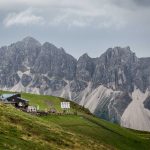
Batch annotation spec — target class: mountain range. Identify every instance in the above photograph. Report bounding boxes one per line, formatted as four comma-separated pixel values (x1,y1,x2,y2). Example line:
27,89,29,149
0,36,150,131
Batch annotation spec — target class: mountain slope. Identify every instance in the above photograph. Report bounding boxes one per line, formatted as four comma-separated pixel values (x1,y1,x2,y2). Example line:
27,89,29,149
0,92,150,150
0,103,106,150
1,37,150,131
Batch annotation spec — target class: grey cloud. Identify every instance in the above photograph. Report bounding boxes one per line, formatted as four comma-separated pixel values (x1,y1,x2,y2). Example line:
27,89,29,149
133,0,150,6
3,8,45,27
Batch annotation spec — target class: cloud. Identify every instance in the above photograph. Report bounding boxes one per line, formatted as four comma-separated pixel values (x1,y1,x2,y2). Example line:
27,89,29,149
3,8,44,27
133,0,150,6
0,0,129,29
46,2,128,29
1,0,150,29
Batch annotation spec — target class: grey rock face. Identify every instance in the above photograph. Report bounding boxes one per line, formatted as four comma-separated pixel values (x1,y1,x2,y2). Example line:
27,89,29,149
33,42,77,80
1,37,150,131
21,74,32,87
144,96,150,110
135,58,150,92
76,53,95,82
92,47,137,92
0,37,77,87
7,73,20,88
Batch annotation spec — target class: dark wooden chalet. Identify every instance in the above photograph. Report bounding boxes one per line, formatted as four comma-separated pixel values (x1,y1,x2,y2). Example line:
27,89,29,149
0,93,29,108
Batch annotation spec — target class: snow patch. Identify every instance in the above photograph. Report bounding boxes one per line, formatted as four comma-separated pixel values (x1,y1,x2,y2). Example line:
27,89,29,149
17,69,31,78
17,71,23,78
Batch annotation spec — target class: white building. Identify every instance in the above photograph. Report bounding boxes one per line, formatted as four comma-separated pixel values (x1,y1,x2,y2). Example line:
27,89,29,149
27,106,37,112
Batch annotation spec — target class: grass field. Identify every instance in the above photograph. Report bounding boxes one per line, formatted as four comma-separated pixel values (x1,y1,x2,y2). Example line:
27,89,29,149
0,91,150,150
41,115,150,150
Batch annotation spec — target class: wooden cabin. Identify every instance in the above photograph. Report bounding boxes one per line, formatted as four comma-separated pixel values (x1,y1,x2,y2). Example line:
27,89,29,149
0,93,29,108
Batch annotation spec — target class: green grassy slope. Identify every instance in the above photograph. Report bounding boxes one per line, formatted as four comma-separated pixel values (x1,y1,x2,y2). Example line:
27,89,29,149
42,115,150,150
0,91,150,150
0,91,90,114
0,103,109,150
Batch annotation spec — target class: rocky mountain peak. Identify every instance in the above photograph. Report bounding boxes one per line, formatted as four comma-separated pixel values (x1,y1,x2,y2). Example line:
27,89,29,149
99,46,137,66
105,46,132,57
76,53,95,82
42,42,61,53
22,36,41,46
59,47,66,53
114,46,131,53
80,53,90,59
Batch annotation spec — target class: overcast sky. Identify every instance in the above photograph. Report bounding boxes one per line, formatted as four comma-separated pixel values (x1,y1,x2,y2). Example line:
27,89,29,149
0,0,150,58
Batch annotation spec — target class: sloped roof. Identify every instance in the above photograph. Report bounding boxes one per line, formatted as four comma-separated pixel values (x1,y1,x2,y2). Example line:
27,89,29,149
17,97,29,102
0,93,19,100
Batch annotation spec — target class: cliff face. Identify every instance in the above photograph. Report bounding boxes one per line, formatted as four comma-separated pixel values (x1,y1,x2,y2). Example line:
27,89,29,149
1,37,150,131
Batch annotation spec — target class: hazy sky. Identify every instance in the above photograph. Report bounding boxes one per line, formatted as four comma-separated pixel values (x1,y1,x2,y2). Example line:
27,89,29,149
0,0,150,58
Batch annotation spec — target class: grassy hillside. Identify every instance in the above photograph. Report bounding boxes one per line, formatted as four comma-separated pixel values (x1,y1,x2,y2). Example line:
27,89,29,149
0,103,108,150
0,91,90,114
0,91,150,150
42,115,150,150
